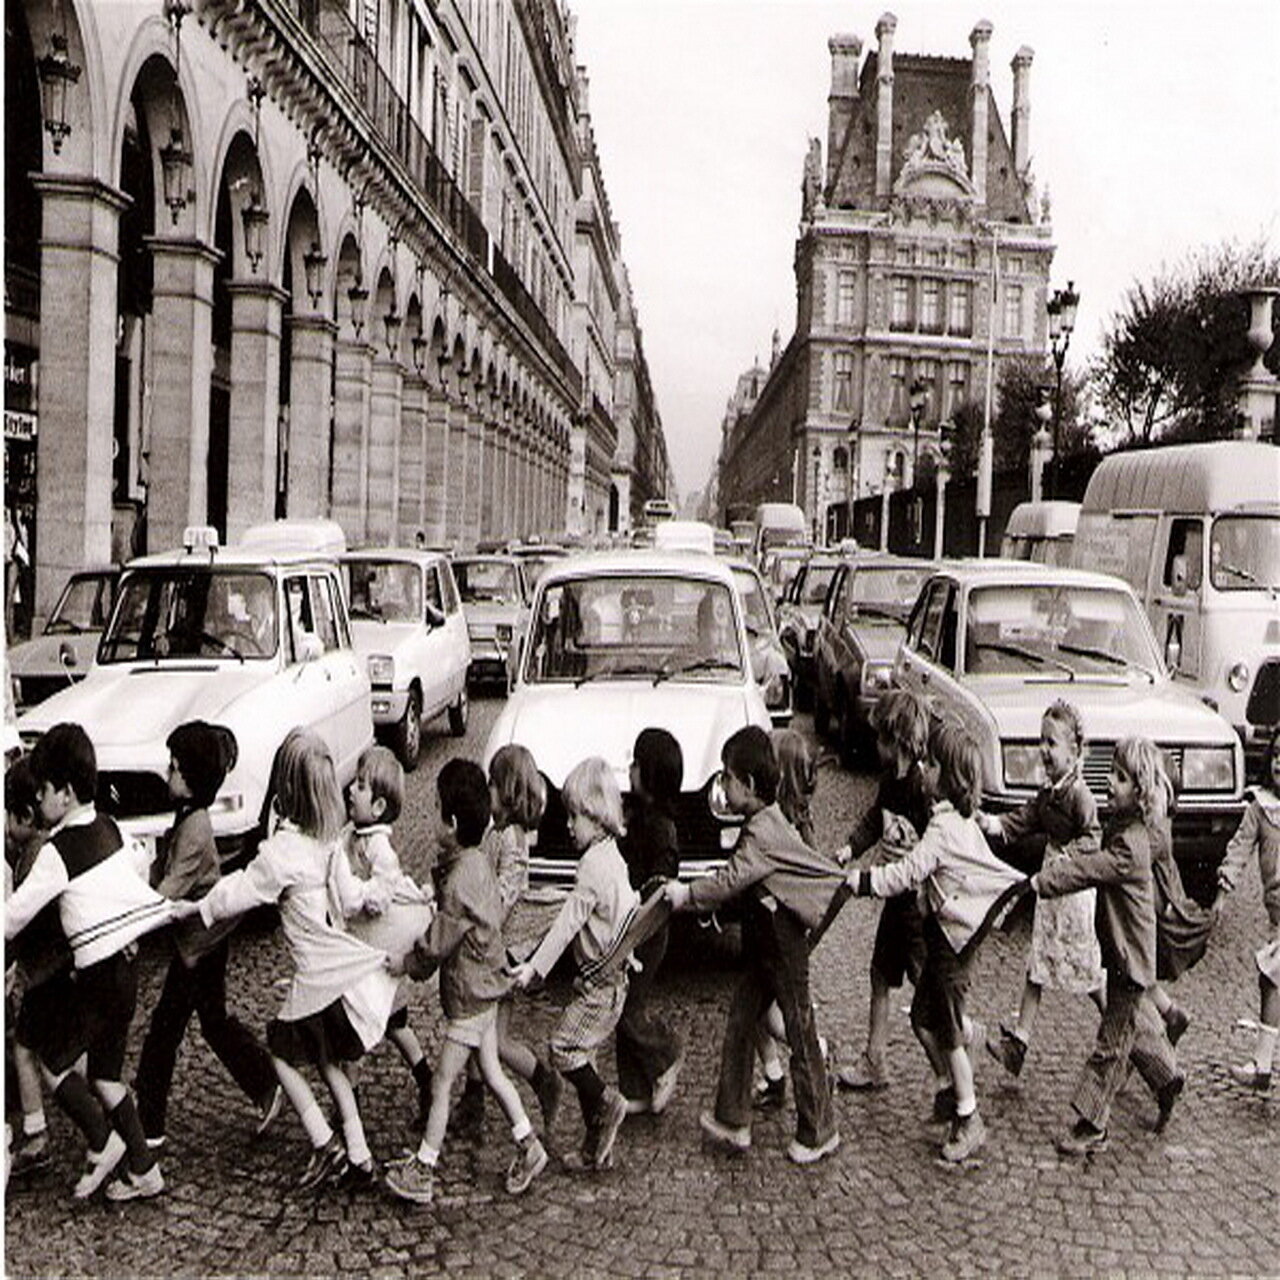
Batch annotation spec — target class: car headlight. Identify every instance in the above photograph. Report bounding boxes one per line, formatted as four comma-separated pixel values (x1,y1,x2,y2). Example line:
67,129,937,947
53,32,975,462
367,654,395,685
764,672,789,708
496,624,513,643
1227,662,1249,693
1002,742,1045,789
860,661,894,694
707,771,736,821
1180,745,1235,792
208,791,245,817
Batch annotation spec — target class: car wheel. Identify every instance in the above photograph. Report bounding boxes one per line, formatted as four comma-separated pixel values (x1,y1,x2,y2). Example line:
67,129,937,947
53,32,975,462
447,686,469,737
394,688,422,771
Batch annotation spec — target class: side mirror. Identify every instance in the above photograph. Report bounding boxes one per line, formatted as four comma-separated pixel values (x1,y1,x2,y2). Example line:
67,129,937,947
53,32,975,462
58,640,78,669
1170,554,1189,596
1164,625,1182,674
298,633,324,663
425,602,445,629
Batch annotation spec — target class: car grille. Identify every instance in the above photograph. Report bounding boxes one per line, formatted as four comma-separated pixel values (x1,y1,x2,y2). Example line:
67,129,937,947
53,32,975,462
1081,742,1185,800
97,771,172,821
1245,659,1280,728
15,674,79,708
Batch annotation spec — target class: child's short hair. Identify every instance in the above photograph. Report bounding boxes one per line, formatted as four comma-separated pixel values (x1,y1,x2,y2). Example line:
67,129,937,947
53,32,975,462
28,722,96,803
437,757,491,847
632,728,683,809
772,727,816,812
562,757,626,838
5,756,39,821
1043,699,1085,754
358,744,405,825
721,725,778,806
167,720,238,810
874,688,930,761
271,727,345,843
928,717,982,817
1112,736,1169,827
489,743,546,831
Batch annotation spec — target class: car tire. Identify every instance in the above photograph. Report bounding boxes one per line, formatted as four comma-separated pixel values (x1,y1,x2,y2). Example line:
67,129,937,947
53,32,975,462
394,688,422,771
447,686,469,737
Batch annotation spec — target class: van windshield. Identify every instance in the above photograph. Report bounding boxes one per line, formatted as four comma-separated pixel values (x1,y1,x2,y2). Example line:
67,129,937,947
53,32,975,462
1210,516,1280,592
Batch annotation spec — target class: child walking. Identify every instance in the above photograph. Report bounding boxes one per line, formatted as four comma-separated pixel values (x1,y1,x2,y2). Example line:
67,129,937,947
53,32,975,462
667,726,842,1165
1032,736,1185,1154
979,700,1104,1077
511,757,638,1171
384,759,547,1205
846,717,1024,1162
341,745,436,1131
4,723,173,1201
133,721,281,1146
837,689,934,1093
1214,724,1280,1092
616,728,685,1116
174,728,398,1189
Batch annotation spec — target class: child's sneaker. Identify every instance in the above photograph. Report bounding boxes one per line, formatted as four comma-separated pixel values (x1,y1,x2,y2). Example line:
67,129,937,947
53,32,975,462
836,1051,888,1092
1055,1118,1108,1157
928,1085,957,1125
255,1084,284,1138
752,1075,786,1111
986,1025,1028,1077
505,1135,548,1195
1162,1004,1190,1046
787,1128,840,1165
8,1132,51,1179
73,1130,127,1199
593,1088,627,1169
383,1152,434,1205
940,1111,986,1162
534,1067,564,1131
297,1134,347,1191
698,1109,751,1153
1229,1061,1273,1092
1154,1074,1184,1133
105,1162,165,1202
650,1056,682,1116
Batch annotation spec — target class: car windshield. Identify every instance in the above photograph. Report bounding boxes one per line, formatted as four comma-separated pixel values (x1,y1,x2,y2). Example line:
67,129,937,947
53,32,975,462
454,559,520,605
852,565,930,617
98,569,278,662
524,575,744,684
964,583,1158,678
46,573,113,634
1210,516,1280,592
347,560,422,622
799,564,837,605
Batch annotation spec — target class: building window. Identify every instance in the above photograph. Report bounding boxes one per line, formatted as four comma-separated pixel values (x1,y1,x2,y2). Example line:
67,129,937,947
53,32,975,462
952,245,973,269
919,279,943,333
916,359,939,420
833,352,854,412
924,247,944,267
836,270,856,325
895,244,914,266
1006,255,1023,276
1003,283,1024,338
888,356,909,421
891,276,912,330
948,283,971,335
947,361,969,416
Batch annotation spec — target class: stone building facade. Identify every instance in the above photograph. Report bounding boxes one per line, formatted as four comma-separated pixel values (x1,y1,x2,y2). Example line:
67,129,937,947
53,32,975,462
4,0,668,628
717,13,1054,539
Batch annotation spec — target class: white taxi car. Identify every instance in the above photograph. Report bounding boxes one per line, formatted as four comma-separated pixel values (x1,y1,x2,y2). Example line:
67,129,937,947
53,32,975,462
341,548,471,769
483,550,772,886
17,526,373,863
452,553,531,691
894,560,1246,892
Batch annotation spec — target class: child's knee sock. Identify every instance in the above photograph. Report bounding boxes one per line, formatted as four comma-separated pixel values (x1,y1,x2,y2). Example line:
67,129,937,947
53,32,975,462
107,1094,155,1173
1256,1023,1278,1073
342,1115,372,1167
22,1110,48,1142
296,1099,334,1148
563,1064,606,1121
412,1058,433,1106
52,1075,111,1152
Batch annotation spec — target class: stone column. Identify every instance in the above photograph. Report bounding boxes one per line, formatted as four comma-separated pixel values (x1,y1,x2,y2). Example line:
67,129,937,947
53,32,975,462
286,314,336,518
331,337,373,542
225,280,286,542
398,372,427,543
367,355,403,545
30,176,127,622
464,396,484,547
513,424,528,538
481,417,499,541
827,35,863,192
445,391,468,545
1010,46,1034,180
970,21,993,206
423,380,449,544
145,235,220,552
874,13,896,200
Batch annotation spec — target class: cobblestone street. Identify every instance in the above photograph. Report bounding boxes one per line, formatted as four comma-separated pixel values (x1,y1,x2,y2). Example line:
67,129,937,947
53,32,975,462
5,697,1277,1276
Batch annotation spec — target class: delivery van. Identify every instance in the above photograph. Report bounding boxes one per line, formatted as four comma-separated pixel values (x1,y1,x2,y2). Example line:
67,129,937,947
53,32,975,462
752,502,809,560
1072,441,1280,778
1000,500,1080,566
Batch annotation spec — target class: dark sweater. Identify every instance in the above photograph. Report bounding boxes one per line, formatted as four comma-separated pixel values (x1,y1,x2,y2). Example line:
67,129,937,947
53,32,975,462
619,798,679,889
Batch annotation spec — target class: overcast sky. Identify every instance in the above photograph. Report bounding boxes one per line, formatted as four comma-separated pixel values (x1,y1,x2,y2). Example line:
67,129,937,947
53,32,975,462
568,0,1280,502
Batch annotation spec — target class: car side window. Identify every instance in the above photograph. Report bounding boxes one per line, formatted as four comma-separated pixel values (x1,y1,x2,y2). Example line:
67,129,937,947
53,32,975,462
937,587,958,672
284,575,313,664
828,568,847,623
424,566,443,615
309,575,341,652
916,583,949,662
1163,518,1203,592
440,564,460,613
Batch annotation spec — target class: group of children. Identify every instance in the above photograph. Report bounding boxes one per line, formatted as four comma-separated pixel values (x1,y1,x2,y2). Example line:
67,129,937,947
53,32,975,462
5,698,1278,1202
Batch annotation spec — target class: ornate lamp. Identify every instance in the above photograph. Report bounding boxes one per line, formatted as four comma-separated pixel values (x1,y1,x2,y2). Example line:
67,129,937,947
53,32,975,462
348,279,369,339
37,32,80,154
411,332,428,374
383,306,402,359
159,127,193,224
241,190,269,274
302,242,326,307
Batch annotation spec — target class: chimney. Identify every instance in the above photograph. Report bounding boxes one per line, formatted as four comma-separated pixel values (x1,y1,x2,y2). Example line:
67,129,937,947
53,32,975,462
576,66,590,116
1010,45,1033,178
874,13,896,199
827,33,863,190
969,20,992,205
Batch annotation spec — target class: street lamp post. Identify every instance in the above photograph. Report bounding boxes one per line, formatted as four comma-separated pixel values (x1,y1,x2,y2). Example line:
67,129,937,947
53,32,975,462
1045,280,1079,498
908,377,928,485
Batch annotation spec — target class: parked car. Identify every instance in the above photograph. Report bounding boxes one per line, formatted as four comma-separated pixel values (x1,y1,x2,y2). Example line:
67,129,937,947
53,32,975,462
451,553,531,690
341,548,471,769
508,541,570,590
727,558,793,726
760,545,810,607
774,552,840,710
894,559,1246,892
654,520,717,556
812,554,933,762
483,550,772,887
1000,500,1080,566
7,566,120,709
16,525,373,864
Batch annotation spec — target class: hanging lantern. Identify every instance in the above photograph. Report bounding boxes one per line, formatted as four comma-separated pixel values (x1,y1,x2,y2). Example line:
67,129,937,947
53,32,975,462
348,279,369,338
411,332,428,374
159,127,193,224
303,242,327,307
241,190,269,274
383,306,402,359
37,32,81,154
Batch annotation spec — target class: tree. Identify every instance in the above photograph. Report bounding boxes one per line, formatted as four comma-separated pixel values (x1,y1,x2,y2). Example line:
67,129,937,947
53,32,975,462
1092,238,1280,446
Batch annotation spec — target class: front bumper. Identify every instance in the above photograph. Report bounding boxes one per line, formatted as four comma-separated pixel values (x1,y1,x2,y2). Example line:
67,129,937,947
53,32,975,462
369,687,411,725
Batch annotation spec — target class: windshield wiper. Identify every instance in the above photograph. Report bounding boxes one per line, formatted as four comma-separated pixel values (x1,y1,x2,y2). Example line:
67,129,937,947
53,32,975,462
1218,560,1268,590
654,657,741,684
196,631,246,663
1059,642,1155,682
350,604,384,621
572,663,659,688
971,640,1076,679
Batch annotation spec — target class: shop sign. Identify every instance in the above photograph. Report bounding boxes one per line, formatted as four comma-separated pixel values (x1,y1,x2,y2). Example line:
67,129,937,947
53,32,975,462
5,410,37,441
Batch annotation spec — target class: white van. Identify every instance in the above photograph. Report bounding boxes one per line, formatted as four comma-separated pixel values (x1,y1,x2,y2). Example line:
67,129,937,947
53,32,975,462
752,502,809,560
1072,441,1280,777
1000,500,1080,566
